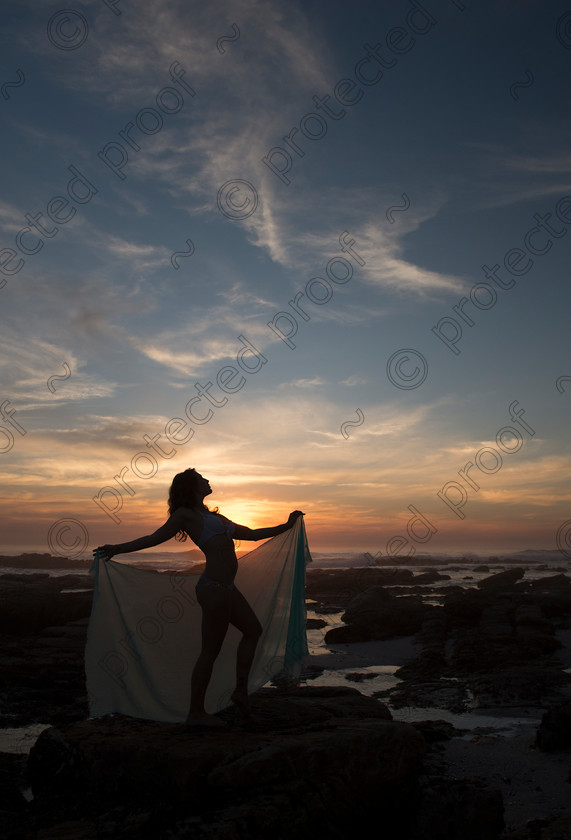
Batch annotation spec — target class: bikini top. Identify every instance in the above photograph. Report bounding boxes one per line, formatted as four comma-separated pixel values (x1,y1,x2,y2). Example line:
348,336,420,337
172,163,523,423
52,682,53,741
195,511,236,549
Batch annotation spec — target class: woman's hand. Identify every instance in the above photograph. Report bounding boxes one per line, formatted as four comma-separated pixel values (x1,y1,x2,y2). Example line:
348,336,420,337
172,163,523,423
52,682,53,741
287,510,304,527
93,544,116,561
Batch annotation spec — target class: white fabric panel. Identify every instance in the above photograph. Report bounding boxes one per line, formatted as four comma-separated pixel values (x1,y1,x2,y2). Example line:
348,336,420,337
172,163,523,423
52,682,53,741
85,517,311,722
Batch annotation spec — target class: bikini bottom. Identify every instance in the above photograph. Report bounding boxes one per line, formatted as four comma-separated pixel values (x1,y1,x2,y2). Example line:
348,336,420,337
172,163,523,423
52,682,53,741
196,574,235,592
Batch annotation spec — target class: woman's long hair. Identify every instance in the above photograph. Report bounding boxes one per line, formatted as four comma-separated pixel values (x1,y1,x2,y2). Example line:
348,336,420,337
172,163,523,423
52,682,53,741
168,468,218,542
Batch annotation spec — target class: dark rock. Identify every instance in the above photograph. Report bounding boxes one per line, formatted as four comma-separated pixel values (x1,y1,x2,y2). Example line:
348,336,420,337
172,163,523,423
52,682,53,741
0,753,27,812
411,777,504,840
528,587,571,620
514,604,553,632
444,588,487,629
528,574,570,589
334,586,429,641
342,583,390,611
344,671,378,682
255,685,393,722
299,662,324,680
448,591,560,676
535,699,571,750
470,666,570,709
25,687,424,839
306,567,419,613
0,623,89,726
478,568,525,590
480,602,515,636
411,719,464,743
378,677,471,714
318,557,571,721
539,816,571,839
396,649,448,682
0,578,92,635
393,612,449,688
324,624,373,643
505,815,571,840
413,571,451,584
305,617,327,629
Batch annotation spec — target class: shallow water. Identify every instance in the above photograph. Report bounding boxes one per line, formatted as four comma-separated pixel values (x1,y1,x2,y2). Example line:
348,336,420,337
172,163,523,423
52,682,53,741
0,724,51,754
303,607,547,737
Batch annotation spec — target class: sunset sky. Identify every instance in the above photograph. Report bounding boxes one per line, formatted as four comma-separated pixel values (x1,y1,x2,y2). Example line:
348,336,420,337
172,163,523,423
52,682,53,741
1,0,570,558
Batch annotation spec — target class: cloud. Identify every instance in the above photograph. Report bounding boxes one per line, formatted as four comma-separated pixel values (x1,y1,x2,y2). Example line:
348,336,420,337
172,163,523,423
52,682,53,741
460,141,571,209
4,1,465,310
232,183,465,296
279,377,326,389
126,305,272,377
27,0,464,300
129,338,240,376
0,198,29,235
0,334,116,408
340,375,367,386
32,0,333,115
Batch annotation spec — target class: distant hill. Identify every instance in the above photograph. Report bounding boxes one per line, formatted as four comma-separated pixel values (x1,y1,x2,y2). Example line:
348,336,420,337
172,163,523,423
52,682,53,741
0,553,92,569
0,550,202,570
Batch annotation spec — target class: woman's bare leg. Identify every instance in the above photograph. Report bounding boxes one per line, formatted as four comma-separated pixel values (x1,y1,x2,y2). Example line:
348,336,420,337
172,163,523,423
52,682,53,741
187,586,231,725
229,587,263,714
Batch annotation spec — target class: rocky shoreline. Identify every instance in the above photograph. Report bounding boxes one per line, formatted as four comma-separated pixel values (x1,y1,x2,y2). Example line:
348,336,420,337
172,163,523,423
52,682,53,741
0,564,570,838
306,566,571,711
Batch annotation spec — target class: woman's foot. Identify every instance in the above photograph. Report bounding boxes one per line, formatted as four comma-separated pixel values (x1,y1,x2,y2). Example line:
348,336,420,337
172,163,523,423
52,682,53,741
185,713,227,728
231,690,251,717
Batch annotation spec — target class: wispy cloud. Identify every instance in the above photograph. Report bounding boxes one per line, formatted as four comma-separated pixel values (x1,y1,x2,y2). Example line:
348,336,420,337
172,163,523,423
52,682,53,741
461,140,571,209
0,334,116,408
236,184,464,295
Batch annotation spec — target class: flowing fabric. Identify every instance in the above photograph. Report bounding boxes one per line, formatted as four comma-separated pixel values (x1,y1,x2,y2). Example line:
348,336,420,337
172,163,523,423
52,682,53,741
85,517,311,722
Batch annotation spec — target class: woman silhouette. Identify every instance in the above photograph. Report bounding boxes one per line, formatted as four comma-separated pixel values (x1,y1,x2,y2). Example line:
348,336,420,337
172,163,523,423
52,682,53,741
94,467,303,726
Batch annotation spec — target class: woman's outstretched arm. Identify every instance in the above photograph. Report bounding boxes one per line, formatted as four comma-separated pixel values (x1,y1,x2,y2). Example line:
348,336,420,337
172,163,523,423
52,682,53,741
233,510,304,542
94,508,187,560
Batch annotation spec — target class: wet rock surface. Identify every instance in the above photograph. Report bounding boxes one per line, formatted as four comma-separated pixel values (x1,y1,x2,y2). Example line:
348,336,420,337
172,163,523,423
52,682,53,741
324,586,432,643
478,568,526,590
410,776,505,840
2,565,571,838
0,573,92,636
362,570,571,714
0,574,93,727
504,815,571,839
3,686,518,840
3,687,426,839
305,566,448,613
535,699,571,751
307,565,571,839
3,567,569,724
